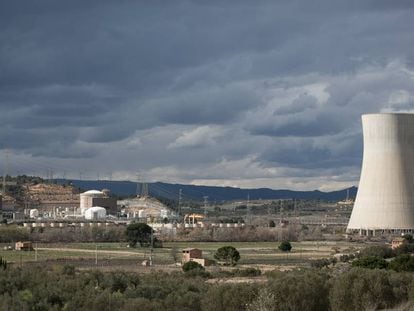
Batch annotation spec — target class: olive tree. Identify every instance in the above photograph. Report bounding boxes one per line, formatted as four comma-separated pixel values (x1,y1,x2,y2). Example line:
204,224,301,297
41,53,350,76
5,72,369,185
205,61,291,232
214,246,240,266
125,223,152,247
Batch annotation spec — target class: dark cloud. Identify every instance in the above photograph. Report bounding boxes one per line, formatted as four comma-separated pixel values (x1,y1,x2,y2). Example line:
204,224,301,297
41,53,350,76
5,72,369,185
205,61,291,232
1,1,414,189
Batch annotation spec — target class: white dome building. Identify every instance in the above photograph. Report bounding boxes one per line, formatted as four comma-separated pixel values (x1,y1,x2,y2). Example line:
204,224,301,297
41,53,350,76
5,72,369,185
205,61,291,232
80,190,105,215
84,206,106,220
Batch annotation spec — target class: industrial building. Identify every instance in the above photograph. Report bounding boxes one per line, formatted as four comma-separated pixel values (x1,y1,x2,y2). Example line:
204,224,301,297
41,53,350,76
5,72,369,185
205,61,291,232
84,206,107,220
80,189,117,216
348,113,414,235
118,195,173,220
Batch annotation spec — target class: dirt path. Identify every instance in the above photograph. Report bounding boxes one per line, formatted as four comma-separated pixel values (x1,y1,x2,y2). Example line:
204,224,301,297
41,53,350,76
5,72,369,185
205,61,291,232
37,247,141,256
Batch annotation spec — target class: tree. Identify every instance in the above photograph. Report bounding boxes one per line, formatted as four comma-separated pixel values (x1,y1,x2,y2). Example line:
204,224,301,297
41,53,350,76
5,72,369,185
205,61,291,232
359,245,393,259
125,223,152,247
0,257,7,270
214,246,240,266
403,234,413,242
170,245,180,264
351,256,388,269
388,254,414,272
278,241,292,252
182,261,204,272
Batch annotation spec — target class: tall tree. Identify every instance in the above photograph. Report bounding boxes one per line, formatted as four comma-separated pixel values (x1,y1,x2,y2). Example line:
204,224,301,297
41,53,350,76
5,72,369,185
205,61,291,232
214,246,240,266
125,223,152,247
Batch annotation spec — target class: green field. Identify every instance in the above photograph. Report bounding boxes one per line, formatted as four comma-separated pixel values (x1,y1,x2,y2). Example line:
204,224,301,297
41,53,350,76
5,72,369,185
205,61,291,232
0,240,366,270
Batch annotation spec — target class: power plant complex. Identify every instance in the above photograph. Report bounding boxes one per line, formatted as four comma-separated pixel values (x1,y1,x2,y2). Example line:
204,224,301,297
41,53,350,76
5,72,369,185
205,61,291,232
348,113,414,235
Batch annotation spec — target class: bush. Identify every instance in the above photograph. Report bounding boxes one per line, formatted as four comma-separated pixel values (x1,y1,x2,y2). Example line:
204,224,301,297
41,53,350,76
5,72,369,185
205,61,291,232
352,256,388,269
255,270,330,311
389,254,414,272
311,258,334,269
0,257,7,270
394,243,414,256
214,246,240,266
278,241,292,252
182,261,204,272
233,268,261,277
359,245,393,259
330,268,397,310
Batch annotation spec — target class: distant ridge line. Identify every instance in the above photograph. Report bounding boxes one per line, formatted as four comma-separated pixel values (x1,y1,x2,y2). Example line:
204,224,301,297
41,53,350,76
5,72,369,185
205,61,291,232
54,179,357,202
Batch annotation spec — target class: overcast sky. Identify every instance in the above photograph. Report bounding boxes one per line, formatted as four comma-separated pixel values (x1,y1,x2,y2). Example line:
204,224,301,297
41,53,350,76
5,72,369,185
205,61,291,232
1,1,414,191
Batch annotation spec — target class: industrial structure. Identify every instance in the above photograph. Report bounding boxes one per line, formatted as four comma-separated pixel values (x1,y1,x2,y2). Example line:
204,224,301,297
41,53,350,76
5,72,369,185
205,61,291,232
80,189,117,216
348,113,414,235
118,195,173,220
84,206,107,220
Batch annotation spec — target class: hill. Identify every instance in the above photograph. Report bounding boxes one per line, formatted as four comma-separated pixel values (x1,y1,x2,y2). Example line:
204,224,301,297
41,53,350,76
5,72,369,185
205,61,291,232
54,179,357,202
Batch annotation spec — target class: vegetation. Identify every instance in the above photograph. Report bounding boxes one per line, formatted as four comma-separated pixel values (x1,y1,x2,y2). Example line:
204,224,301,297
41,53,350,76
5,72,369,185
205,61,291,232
352,256,389,269
359,245,394,259
389,254,414,272
125,223,153,247
311,258,336,269
182,261,204,272
0,257,7,270
214,246,240,266
0,254,414,310
278,241,292,252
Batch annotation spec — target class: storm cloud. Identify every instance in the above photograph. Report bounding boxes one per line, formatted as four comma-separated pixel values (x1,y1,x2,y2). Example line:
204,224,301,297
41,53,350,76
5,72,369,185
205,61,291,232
1,0,414,190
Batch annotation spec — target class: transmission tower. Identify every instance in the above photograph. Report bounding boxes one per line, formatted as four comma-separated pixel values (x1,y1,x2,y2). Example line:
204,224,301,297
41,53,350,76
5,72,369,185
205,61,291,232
178,189,182,216
1,150,15,195
141,183,149,197
2,150,8,195
136,171,149,197
203,196,208,216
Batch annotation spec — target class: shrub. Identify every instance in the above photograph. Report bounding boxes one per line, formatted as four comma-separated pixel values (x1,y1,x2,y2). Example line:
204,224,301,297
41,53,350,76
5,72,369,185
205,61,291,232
278,241,292,252
359,245,393,259
214,246,240,266
233,268,262,277
352,256,388,269
389,254,414,272
330,268,397,310
182,261,204,272
311,259,331,269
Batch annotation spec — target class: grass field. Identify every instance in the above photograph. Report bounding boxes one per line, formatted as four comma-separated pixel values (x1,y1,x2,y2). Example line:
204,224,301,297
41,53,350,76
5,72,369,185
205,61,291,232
0,240,367,271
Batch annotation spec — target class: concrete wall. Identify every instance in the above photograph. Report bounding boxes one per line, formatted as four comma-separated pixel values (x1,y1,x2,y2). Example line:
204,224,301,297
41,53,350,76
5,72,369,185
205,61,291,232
348,113,414,231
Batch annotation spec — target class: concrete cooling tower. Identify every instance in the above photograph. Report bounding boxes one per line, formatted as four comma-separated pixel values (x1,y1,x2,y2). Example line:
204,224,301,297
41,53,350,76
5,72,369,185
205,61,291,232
347,113,414,235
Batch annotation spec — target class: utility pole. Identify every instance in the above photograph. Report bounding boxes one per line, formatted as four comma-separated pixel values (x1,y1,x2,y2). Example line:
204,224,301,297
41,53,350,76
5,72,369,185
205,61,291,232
149,228,154,266
136,173,140,197
95,244,98,266
178,189,182,216
247,193,251,225
2,150,7,195
203,196,208,217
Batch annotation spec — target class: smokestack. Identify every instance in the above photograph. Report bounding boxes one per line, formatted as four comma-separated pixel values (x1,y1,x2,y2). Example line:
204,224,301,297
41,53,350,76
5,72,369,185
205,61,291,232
348,113,414,235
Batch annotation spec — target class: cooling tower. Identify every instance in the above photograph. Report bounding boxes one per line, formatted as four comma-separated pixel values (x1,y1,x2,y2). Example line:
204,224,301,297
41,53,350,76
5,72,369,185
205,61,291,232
347,113,414,235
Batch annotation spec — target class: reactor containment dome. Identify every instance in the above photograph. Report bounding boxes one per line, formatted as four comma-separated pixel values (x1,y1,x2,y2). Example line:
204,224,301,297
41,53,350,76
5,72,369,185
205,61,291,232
347,113,414,235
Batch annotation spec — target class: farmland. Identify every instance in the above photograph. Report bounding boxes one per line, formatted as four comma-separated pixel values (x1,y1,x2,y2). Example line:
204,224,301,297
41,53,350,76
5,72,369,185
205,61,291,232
0,240,367,271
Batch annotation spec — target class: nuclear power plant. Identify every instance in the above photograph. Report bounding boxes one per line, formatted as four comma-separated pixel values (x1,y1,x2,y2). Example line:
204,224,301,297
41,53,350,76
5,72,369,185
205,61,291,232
348,113,414,236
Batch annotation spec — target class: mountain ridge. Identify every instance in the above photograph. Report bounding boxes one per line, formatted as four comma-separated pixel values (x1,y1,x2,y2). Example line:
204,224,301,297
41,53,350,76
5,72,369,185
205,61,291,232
54,179,357,202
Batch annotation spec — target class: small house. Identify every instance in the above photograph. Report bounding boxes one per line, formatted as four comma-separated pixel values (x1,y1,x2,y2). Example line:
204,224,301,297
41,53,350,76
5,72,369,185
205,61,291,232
182,248,202,262
182,248,212,267
15,241,33,251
